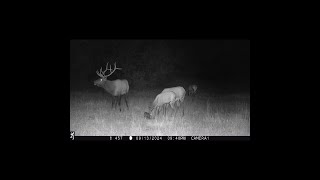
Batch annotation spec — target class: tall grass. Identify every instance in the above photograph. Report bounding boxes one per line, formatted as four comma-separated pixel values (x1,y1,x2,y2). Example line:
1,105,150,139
70,89,250,136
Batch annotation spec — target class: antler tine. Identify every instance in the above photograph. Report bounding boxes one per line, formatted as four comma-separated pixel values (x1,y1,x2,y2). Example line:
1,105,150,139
99,67,105,77
105,62,110,71
96,67,104,78
96,65,110,78
104,61,122,78
114,62,122,70
100,63,107,75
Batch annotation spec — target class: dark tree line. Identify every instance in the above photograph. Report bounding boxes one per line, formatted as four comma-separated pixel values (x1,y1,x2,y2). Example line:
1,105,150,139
70,40,250,92
71,40,184,90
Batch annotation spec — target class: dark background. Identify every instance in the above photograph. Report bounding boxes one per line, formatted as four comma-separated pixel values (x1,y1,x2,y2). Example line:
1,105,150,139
70,39,250,94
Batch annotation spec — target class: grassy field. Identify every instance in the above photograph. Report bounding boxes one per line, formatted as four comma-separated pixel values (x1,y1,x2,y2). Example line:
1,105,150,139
70,89,250,136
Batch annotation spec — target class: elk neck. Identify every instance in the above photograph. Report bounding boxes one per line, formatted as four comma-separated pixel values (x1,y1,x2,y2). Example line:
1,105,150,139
102,79,117,96
152,95,160,108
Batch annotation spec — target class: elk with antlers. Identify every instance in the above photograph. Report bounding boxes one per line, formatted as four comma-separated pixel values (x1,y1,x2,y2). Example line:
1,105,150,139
94,61,129,111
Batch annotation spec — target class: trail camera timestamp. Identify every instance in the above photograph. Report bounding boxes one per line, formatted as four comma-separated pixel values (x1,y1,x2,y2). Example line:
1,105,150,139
167,136,187,140
135,136,163,140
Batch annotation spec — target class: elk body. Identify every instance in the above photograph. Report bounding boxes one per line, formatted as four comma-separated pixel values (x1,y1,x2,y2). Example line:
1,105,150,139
145,91,176,119
161,86,186,116
94,62,129,112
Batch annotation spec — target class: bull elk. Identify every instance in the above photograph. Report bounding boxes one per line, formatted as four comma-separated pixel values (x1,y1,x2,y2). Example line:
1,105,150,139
145,91,177,119
94,62,129,112
161,86,186,116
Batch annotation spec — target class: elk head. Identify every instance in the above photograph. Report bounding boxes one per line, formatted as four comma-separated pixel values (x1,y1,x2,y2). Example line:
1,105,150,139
94,62,122,87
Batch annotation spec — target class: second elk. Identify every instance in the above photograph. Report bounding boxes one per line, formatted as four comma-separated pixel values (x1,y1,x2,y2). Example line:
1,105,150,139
188,84,197,102
188,85,197,97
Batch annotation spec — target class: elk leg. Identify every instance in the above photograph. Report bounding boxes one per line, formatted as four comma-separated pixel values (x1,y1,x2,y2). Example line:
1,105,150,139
111,96,114,109
165,104,169,117
179,100,184,117
124,94,129,110
157,106,160,117
156,107,159,117
175,101,180,116
114,96,118,110
161,105,164,117
174,106,177,118
165,104,168,117
170,102,176,118
118,95,122,112
182,102,184,117
114,96,117,111
161,106,164,116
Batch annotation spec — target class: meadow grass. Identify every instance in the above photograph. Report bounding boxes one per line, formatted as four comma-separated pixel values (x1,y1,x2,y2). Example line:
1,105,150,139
70,89,250,136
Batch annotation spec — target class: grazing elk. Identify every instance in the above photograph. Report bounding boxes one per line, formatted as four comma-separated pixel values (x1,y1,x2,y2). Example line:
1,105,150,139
161,86,186,116
94,62,129,112
144,91,177,119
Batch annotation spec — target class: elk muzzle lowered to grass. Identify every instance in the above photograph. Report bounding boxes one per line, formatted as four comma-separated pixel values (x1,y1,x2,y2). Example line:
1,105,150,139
144,112,153,119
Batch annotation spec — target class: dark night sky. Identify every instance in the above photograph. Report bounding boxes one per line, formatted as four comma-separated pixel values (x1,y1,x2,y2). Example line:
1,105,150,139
173,40,249,77
70,40,250,93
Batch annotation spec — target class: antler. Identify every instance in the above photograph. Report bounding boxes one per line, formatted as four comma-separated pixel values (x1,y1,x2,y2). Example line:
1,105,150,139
96,62,109,78
96,62,122,78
